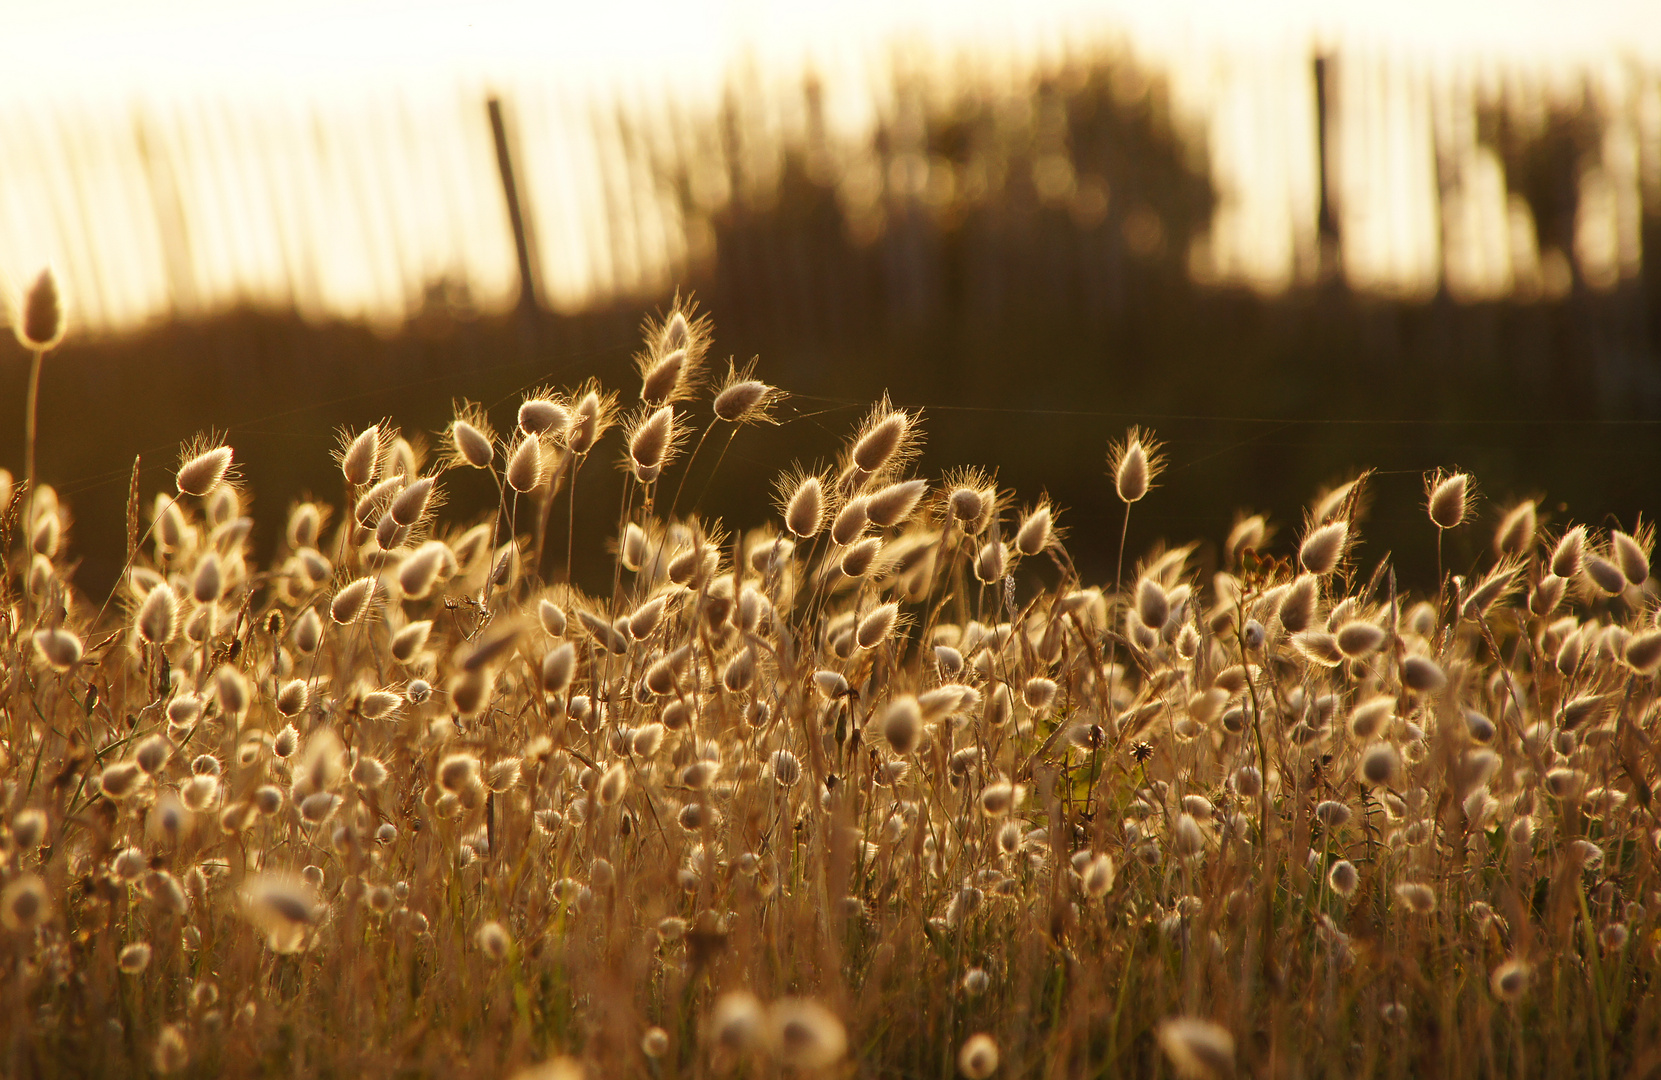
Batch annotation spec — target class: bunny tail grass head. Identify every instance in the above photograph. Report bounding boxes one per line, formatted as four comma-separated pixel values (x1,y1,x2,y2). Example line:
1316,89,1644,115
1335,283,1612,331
1426,469,1474,530
1110,426,1164,504
636,297,711,406
446,402,497,470
175,436,237,498
712,357,782,425
14,267,65,350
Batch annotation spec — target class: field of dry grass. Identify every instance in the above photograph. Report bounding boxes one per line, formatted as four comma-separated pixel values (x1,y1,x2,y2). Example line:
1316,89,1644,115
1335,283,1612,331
4,278,1661,1078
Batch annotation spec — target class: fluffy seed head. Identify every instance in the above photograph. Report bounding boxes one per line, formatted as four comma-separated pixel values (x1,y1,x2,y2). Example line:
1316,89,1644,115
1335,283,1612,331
714,378,773,423
475,920,511,960
153,1025,189,1075
783,474,825,539
33,628,82,671
851,405,912,477
1136,578,1169,630
766,998,847,1070
1111,427,1163,504
856,602,901,649
1394,882,1437,914
1495,500,1537,557
1335,620,1384,658
867,479,928,527
518,397,569,437
958,1034,1000,1079
176,444,235,498
331,576,376,625
1299,521,1349,575
1156,1017,1235,1080
882,696,924,755
1360,742,1400,786
1491,958,1530,1001
1402,655,1446,693
627,406,677,482
1,874,48,931
1611,528,1650,585
1277,574,1319,634
1585,554,1626,596
15,267,64,349
711,991,765,1052
1551,526,1586,579
1081,853,1115,898
1016,503,1053,555
948,486,986,526
541,642,576,694
138,583,179,645
1427,471,1471,529
118,941,153,973
1328,860,1359,897
450,418,494,469
507,436,544,493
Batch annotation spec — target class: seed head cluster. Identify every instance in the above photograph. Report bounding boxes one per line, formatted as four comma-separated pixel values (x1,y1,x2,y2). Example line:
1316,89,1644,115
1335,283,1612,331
2,302,1660,1078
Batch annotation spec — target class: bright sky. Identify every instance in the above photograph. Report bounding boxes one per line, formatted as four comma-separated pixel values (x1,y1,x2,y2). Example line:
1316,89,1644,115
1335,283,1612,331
7,0,1659,96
